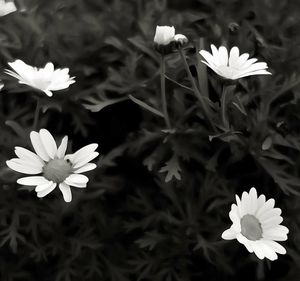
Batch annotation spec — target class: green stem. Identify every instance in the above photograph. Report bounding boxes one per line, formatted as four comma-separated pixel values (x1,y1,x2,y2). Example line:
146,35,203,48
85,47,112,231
179,49,215,131
221,85,229,129
32,98,41,130
160,55,171,129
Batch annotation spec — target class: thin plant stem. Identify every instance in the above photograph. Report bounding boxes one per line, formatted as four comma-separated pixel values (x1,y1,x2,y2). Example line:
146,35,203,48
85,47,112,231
160,55,171,129
221,85,229,129
32,98,41,130
179,48,215,131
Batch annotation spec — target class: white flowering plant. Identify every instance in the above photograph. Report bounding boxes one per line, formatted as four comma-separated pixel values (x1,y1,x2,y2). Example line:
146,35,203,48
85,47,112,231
0,0,300,280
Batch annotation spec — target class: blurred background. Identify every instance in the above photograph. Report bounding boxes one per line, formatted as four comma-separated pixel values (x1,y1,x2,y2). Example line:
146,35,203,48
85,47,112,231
0,0,300,280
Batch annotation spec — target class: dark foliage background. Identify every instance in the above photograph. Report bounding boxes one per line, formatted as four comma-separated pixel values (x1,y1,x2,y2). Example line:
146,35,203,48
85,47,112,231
0,0,300,280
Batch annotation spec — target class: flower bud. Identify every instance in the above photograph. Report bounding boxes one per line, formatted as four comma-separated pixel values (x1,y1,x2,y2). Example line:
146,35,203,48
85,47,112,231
154,25,175,55
173,34,188,48
0,0,17,17
154,26,175,45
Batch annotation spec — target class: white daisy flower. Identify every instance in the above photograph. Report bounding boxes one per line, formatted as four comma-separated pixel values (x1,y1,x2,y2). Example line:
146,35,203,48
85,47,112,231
222,187,289,261
154,26,175,46
0,0,17,17
199,45,271,80
6,129,99,202
5,60,75,97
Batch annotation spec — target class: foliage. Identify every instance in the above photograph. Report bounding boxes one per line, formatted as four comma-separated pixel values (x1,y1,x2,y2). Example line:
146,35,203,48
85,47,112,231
0,0,300,280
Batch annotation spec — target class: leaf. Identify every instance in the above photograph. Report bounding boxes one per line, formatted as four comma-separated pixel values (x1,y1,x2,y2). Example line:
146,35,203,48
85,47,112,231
128,94,164,118
127,36,158,62
258,158,300,195
82,96,128,112
5,120,27,140
261,136,272,150
100,144,128,167
135,231,165,250
159,155,181,182
208,130,243,142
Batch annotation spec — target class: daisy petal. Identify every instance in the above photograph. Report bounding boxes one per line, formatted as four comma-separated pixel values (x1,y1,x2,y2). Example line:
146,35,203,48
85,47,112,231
65,174,89,185
6,159,42,174
71,144,98,163
221,227,237,240
35,181,53,192
199,50,218,68
259,241,278,261
57,136,68,158
14,146,44,165
256,198,275,218
229,46,239,67
37,182,57,197
218,46,228,66
59,182,72,202
263,240,287,255
211,44,220,66
73,163,97,174
30,131,50,161
17,176,49,186
73,152,99,169
39,129,57,159
248,187,258,214
252,242,265,259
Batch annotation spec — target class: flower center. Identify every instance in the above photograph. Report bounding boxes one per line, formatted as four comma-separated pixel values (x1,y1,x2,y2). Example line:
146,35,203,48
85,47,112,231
240,214,263,241
43,159,72,183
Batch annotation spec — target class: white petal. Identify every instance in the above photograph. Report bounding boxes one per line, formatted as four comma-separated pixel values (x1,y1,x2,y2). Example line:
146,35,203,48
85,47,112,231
43,90,53,97
56,136,68,158
14,146,44,165
255,194,266,215
221,227,237,240
229,204,240,223
240,58,258,69
235,195,243,216
59,183,72,202
6,159,42,174
17,176,49,186
229,46,240,67
248,187,258,214
73,152,99,169
65,174,89,186
37,182,57,198
71,144,98,164
234,70,272,79
210,44,221,66
237,53,250,66
39,129,57,159
263,240,286,255
64,181,86,188
252,242,265,259
258,241,278,261
218,46,229,66
243,240,254,253
200,60,224,77
263,225,289,241
236,62,268,76
236,233,248,246
30,131,50,161
258,208,281,221
7,60,35,84
256,198,275,218
261,216,283,230
73,163,97,174
199,50,219,68
241,191,251,215
35,181,53,192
